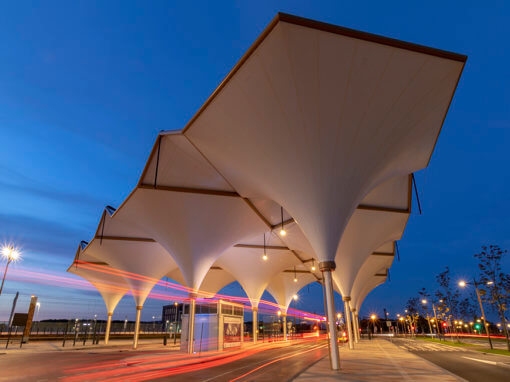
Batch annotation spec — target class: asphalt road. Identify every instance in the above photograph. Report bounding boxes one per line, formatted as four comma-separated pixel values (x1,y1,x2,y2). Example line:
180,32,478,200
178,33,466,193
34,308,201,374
157,341,328,382
0,340,328,382
393,338,510,382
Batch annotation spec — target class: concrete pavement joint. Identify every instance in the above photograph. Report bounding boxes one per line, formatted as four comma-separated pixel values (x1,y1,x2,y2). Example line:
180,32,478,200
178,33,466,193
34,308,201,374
377,340,412,381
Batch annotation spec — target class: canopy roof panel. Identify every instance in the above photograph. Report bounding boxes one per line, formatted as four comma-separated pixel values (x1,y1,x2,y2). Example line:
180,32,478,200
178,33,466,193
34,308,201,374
266,271,318,312
184,15,464,263
140,133,235,192
359,175,411,212
216,244,302,308
350,242,395,305
333,209,408,297
68,242,130,313
115,188,267,290
68,261,129,313
167,266,236,296
83,237,176,306
355,275,388,313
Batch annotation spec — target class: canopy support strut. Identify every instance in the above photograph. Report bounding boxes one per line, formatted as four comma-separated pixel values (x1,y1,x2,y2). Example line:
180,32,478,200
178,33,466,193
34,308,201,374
320,261,340,370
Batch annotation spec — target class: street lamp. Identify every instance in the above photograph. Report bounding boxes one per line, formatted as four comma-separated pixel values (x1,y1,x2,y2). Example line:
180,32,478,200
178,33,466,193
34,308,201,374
279,207,286,236
459,279,493,349
0,245,21,295
36,302,41,321
262,233,268,261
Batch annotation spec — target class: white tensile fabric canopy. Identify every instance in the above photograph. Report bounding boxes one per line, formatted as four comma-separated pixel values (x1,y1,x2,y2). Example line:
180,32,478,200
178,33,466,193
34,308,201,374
183,14,465,266
266,271,318,314
78,208,178,307
351,241,396,313
67,13,465,366
68,242,130,315
166,267,237,297
116,133,269,291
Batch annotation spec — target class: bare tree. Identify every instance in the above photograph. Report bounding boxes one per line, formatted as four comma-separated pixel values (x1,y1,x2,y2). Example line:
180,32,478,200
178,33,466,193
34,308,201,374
435,267,461,340
459,297,476,323
474,245,510,351
406,297,420,336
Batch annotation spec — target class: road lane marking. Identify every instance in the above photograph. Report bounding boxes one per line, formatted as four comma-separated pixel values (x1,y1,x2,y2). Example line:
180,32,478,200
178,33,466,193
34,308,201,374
201,342,327,382
228,344,328,382
462,356,497,365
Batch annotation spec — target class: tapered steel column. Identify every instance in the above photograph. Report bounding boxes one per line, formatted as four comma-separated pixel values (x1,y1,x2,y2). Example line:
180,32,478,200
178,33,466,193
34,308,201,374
283,313,287,341
320,261,340,370
252,307,258,343
241,320,245,347
343,297,354,349
105,312,113,345
133,306,142,349
351,308,359,343
355,312,361,342
187,296,196,354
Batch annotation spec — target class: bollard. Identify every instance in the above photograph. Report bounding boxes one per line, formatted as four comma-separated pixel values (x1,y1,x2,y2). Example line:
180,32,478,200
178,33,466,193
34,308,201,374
92,321,97,345
73,320,79,346
62,321,69,347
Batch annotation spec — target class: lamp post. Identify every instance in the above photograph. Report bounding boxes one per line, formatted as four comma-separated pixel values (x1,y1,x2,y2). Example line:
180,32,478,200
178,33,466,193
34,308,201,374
459,280,493,349
0,245,21,295
173,302,178,344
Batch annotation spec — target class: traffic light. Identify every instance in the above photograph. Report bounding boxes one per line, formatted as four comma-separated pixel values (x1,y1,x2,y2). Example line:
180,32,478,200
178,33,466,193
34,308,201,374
442,322,447,328
474,324,481,330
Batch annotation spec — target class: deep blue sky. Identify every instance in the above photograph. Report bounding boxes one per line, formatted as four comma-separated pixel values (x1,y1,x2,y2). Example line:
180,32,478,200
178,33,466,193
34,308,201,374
0,1,509,322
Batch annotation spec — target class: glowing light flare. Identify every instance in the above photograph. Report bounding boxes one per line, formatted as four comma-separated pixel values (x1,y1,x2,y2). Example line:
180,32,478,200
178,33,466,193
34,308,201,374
1,245,21,262
458,280,466,287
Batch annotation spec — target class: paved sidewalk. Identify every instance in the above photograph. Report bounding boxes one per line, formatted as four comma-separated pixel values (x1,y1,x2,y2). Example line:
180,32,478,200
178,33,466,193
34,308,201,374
0,337,178,353
295,339,465,381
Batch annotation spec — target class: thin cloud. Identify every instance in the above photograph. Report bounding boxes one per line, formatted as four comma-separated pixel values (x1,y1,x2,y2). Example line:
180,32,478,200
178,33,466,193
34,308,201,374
0,213,86,258
0,164,105,210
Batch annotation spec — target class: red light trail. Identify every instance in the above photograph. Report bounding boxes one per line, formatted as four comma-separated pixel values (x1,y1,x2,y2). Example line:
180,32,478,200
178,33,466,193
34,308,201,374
62,337,328,382
6,261,325,321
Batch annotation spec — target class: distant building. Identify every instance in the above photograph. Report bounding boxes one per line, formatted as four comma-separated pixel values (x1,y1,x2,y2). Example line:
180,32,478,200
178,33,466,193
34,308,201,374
162,303,183,331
